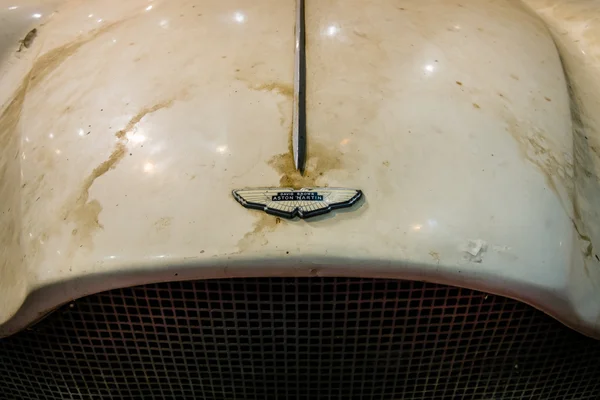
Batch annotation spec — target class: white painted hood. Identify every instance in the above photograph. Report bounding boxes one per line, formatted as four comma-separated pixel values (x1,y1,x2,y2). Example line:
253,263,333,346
0,0,599,338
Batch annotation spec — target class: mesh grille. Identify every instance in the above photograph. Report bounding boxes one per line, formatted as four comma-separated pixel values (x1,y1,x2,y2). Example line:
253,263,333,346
0,277,599,400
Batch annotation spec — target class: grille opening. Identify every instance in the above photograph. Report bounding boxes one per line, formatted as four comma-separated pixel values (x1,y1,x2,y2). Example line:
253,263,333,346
0,277,599,400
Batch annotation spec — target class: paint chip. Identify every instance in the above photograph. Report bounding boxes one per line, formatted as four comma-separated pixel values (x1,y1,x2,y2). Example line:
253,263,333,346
463,239,487,263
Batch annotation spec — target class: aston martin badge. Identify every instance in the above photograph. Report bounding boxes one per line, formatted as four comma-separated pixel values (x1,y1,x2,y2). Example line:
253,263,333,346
233,188,362,219
232,3,361,219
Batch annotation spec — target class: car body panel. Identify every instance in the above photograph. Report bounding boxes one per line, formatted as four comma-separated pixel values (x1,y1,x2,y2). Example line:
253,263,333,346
0,0,599,338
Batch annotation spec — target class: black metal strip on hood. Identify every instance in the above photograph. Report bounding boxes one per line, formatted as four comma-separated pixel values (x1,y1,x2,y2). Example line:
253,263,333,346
293,0,307,173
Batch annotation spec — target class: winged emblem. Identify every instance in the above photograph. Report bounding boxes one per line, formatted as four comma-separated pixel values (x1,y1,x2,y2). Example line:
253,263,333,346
232,188,362,219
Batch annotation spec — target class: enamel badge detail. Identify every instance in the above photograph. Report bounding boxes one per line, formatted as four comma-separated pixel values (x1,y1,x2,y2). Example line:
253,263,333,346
232,188,362,219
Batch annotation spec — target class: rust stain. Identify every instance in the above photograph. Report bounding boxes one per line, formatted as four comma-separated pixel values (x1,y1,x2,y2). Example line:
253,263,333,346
455,81,463,86
544,96,552,102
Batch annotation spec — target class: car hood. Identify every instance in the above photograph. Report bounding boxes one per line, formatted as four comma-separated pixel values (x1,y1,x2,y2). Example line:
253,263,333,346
0,0,599,338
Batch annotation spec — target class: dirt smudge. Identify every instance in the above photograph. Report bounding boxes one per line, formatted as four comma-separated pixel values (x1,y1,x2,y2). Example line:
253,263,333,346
62,100,176,251
504,67,600,267
237,213,282,250
21,174,46,215
574,196,594,257
248,82,293,99
504,117,573,204
0,80,29,139
1,18,133,261
268,137,344,189
26,20,127,93
154,217,173,232
429,251,440,264
18,28,37,52
569,88,600,266
515,6,600,273
60,144,123,248
0,74,42,274
237,132,352,250
236,80,293,126
352,30,370,40
115,100,175,140
0,81,27,302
